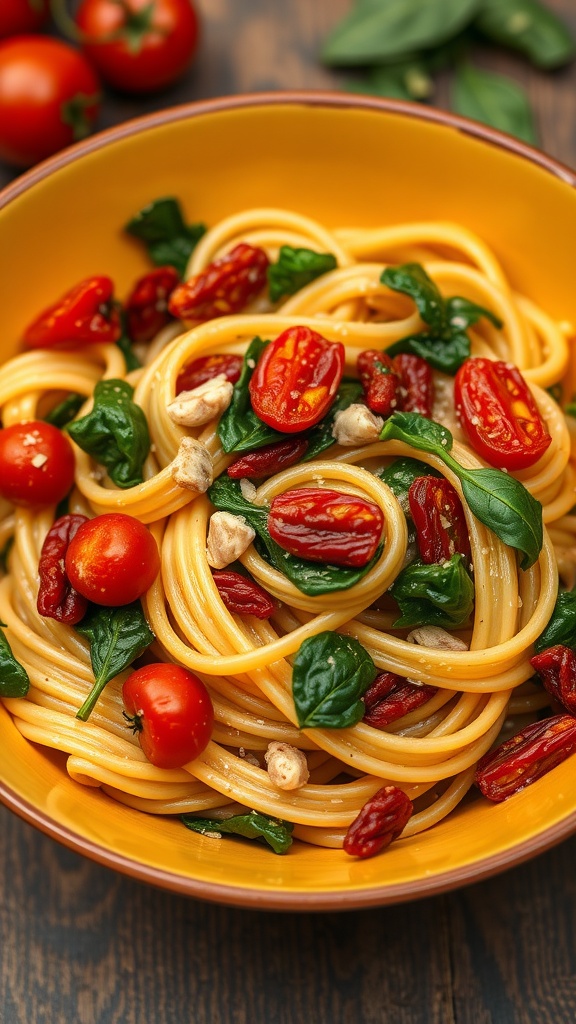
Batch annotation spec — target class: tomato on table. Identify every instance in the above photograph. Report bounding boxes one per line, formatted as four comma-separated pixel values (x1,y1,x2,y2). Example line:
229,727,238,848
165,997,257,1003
23,276,121,349
65,512,160,606
249,326,344,433
0,36,100,168
0,421,75,507
0,0,49,38
123,663,214,769
454,357,551,471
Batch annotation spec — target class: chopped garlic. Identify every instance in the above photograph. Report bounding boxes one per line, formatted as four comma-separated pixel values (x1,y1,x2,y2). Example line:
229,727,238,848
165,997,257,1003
332,404,383,446
206,511,255,568
167,373,233,427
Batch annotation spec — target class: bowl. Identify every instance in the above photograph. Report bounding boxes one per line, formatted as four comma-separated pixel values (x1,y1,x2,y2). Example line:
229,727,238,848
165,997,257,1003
2,92,576,911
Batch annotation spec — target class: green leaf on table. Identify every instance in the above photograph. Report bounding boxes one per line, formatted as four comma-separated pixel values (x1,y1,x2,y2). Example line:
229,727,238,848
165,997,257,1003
534,590,576,653
67,378,150,489
0,623,29,698
475,0,574,70
292,631,377,729
43,393,85,429
217,338,284,454
125,196,206,278
346,58,435,101
268,246,337,303
452,64,538,145
389,554,474,627
75,603,155,721
181,810,294,854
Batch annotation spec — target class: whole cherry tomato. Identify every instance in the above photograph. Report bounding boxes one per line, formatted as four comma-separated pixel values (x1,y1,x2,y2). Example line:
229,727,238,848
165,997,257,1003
454,357,551,471
65,512,160,606
123,663,214,768
23,276,121,349
0,0,49,38
0,421,75,507
249,326,344,433
0,36,100,168
75,0,199,94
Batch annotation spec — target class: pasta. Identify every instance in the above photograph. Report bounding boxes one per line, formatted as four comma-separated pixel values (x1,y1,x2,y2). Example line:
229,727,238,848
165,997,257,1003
1,205,575,854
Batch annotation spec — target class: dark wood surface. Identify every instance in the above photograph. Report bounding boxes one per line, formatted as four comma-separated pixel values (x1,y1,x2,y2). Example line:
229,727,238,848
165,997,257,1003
2,2,576,1021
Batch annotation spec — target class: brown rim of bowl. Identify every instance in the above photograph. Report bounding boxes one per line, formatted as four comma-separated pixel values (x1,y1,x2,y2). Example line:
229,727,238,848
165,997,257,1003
2,90,576,910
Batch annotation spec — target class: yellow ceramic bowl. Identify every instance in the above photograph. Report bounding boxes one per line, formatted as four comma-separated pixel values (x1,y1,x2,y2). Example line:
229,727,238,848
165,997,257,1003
2,93,576,910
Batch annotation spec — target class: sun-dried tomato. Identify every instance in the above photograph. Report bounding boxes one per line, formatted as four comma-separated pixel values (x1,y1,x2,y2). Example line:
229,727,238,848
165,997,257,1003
23,276,121,349
530,645,576,716
268,487,383,568
168,243,269,321
392,353,434,417
357,349,401,417
37,514,89,624
227,437,308,480
408,476,471,564
212,570,275,619
475,714,576,802
343,785,413,858
176,353,243,395
363,671,438,727
124,266,180,343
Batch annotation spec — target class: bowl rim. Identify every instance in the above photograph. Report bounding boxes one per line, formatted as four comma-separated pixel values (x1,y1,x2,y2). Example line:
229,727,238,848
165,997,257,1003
2,89,576,910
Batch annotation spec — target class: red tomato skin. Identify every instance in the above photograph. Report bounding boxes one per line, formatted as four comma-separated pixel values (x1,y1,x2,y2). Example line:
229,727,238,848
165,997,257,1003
65,513,160,606
76,0,199,93
0,0,49,38
454,357,552,471
249,326,345,433
0,421,75,507
123,663,214,769
0,36,100,167
23,276,121,349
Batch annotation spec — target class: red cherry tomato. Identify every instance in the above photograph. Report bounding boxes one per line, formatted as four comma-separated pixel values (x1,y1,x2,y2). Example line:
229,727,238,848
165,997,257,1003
23,276,121,349
0,0,49,38
0,36,100,168
65,512,160,606
75,0,199,94
249,326,344,433
124,266,180,344
0,421,75,507
176,353,243,395
123,663,213,768
454,357,552,471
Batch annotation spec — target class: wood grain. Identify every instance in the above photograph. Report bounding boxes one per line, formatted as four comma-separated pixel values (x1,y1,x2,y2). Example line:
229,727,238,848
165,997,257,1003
2,2,576,1022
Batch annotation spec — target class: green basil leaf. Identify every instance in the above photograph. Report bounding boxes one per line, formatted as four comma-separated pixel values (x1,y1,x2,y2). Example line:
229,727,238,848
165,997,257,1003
378,456,440,511
475,0,574,69
390,553,474,627
268,246,337,303
292,631,377,729
125,197,206,278
382,263,447,336
302,380,364,461
181,810,294,855
67,378,150,489
116,333,142,372
75,602,155,721
43,393,85,428
0,623,29,698
386,330,471,374
446,296,502,331
534,590,576,653
217,338,284,454
380,410,454,455
452,64,538,145
321,0,481,66
459,467,543,571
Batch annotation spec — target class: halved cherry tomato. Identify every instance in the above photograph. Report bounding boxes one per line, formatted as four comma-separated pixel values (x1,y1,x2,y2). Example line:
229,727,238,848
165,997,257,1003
0,1,49,38
23,276,121,349
123,663,213,769
408,476,470,564
454,357,551,471
176,353,243,395
124,266,180,343
0,421,75,507
169,243,269,322
268,487,383,568
65,512,160,606
249,326,344,433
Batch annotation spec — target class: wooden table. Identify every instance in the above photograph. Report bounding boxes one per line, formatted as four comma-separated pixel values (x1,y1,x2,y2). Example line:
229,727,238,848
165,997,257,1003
2,2,576,1021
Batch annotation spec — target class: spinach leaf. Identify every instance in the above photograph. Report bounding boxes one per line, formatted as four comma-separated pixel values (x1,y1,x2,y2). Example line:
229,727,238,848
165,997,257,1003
475,0,574,70
268,246,337,303
389,554,474,627
446,296,502,331
75,603,155,721
383,262,446,335
452,63,537,145
181,810,294,854
67,378,150,489
0,623,29,698
321,0,481,66
346,58,435,101
217,338,283,454
44,393,85,428
378,456,440,510
302,380,364,461
380,412,543,569
292,631,377,729
116,333,142,372
125,197,206,278
208,476,380,596
534,590,576,653
388,330,471,375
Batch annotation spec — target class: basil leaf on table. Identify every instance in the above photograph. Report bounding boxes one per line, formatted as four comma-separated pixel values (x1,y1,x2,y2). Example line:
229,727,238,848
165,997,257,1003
452,64,538,145
534,590,576,654
475,0,574,70
67,379,150,489
380,412,543,570
125,196,206,278
390,554,474,628
0,623,29,698
346,58,435,101
43,393,85,429
268,246,337,303
217,338,284,454
181,811,294,855
292,631,377,729
321,0,481,65
75,603,155,721
208,476,380,596
302,379,364,461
